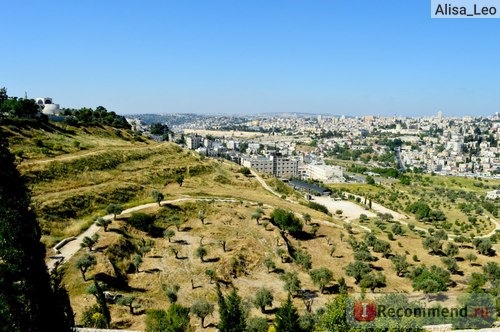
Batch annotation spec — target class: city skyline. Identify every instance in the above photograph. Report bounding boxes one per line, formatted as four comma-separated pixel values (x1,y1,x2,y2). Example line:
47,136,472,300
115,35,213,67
1,1,499,116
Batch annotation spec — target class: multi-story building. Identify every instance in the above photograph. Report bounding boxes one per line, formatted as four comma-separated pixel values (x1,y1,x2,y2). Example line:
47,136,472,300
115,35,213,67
305,164,343,182
241,153,298,178
186,135,203,149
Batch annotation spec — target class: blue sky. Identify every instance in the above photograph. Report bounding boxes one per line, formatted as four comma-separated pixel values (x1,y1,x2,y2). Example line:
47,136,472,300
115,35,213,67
1,1,499,116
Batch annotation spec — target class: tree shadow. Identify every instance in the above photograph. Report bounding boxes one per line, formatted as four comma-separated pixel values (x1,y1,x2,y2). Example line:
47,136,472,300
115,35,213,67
264,308,279,315
182,226,193,232
108,228,132,239
175,239,189,245
94,272,129,290
292,231,315,241
323,284,340,294
204,257,220,263
161,203,183,211
94,245,109,252
144,268,162,274
369,264,384,271
149,255,163,259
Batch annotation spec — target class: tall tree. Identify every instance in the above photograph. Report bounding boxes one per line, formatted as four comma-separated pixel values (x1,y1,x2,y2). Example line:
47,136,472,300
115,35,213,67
274,294,302,332
0,133,73,331
217,283,246,332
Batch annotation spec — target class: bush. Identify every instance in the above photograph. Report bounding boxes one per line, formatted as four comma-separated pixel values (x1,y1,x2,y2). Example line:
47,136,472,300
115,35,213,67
308,201,330,215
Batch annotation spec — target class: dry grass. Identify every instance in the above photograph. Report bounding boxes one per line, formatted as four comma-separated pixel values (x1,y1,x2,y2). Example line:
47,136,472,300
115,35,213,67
62,198,499,331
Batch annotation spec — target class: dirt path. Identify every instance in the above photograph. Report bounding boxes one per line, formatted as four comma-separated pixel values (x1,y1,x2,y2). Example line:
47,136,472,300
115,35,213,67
47,197,254,271
46,198,190,271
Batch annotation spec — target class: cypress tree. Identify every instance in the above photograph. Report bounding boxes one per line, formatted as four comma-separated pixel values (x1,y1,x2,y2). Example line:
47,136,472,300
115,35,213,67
217,283,246,332
0,132,73,331
275,294,302,332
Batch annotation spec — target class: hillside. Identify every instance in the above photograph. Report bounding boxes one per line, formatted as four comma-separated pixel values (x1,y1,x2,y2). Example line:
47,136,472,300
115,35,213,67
4,122,499,331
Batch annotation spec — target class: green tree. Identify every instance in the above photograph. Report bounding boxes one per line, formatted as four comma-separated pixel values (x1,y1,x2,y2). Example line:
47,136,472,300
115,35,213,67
87,280,111,328
116,295,137,314
198,210,206,225
150,122,170,135
106,203,123,220
276,248,287,263
264,257,276,273
467,272,487,293
360,271,386,292
391,223,404,235
164,229,175,243
444,242,459,257
80,234,99,251
168,216,183,231
133,253,143,273
410,265,450,294
294,248,312,270
275,294,302,332
145,304,190,332
423,236,442,255
465,252,477,265
482,262,500,281
190,299,214,328
251,209,264,225
81,304,108,328
372,239,391,258
176,173,184,187
391,254,409,277
302,213,311,225
316,294,350,332
205,268,217,283
152,190,164,206
95,217,111,231
253,287,274,313
441,257,459,274
246,317,268,332
366,175,375,185
0,132,74,331
196,246,208,262
163,284,181,304
473,238,493,255
280,271,301,296
75,254,97,281
271,208,303,236
217,283,246,332
346,260,371,284
310,224,319,237
309,267,334,293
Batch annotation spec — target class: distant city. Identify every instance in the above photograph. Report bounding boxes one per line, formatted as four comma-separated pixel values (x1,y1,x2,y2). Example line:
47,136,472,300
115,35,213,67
126,112,500,181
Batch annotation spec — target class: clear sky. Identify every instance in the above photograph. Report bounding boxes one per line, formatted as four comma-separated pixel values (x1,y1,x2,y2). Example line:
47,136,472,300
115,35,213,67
1,1,499,116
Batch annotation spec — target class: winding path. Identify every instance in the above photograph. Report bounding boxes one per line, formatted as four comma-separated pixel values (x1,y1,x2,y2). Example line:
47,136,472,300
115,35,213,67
48,170,499,271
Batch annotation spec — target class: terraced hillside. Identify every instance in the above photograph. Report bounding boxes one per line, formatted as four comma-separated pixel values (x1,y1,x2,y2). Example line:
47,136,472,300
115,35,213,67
4,122,499,331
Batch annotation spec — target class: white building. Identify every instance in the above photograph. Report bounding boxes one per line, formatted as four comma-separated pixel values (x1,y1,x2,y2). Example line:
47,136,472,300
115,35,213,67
35,97,60,115
305,164,343,182
486,190,500,200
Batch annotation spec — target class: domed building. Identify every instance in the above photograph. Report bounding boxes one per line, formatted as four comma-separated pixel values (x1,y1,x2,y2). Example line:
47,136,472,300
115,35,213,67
35,97,60,115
